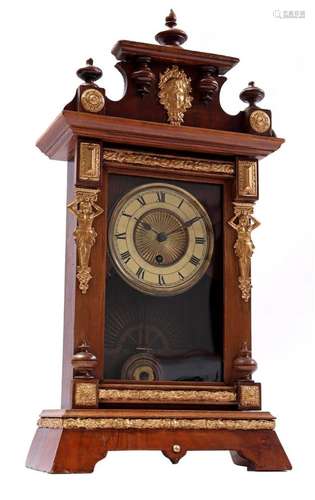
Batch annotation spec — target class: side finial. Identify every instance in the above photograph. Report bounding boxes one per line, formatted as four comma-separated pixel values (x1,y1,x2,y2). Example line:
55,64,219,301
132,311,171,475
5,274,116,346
72,340,97,378
240,81,265,107
76,58,103,84
232,342,257,381
155,10,188,47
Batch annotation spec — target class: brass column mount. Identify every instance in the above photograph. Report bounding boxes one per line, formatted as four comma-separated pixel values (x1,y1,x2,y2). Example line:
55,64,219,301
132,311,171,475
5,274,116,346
228,202,260,302
67,188,103,294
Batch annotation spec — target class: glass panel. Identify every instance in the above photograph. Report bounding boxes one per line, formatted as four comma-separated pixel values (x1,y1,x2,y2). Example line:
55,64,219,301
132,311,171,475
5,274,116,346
104,174,223,382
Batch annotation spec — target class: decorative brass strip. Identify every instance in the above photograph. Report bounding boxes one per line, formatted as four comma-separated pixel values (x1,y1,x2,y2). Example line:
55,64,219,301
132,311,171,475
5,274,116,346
239,385,261,408
158,65,193,126
67,188,103,294
74,383,97,407
79,143,101,181
38,417,275,431
104,149,234,175
228,203,260,302
99,389,236,403
238,160,257,197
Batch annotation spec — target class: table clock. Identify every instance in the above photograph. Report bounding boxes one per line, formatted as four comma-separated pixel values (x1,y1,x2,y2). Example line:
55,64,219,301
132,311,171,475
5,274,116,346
26,11,291,472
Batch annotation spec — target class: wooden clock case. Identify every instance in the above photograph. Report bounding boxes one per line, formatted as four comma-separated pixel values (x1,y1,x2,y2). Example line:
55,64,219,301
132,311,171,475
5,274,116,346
26,12,291,473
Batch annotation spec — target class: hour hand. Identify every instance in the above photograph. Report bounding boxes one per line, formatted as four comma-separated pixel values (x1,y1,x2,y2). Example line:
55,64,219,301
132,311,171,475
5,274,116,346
137,220,159,234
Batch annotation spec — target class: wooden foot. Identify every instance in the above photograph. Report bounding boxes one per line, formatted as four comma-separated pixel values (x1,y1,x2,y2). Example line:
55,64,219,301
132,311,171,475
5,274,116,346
26,428,108,473
230,431,291,471
26,409,291,473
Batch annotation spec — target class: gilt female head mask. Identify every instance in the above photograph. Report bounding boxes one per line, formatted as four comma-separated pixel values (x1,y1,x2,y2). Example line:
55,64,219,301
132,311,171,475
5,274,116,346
158,65,193,126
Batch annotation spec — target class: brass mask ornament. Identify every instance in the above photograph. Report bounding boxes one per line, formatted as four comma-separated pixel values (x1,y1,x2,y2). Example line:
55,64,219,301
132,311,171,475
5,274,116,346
158,65,193,126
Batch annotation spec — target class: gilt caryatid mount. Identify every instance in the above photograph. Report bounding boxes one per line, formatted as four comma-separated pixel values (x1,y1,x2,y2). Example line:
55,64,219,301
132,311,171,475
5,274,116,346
26,11,291,473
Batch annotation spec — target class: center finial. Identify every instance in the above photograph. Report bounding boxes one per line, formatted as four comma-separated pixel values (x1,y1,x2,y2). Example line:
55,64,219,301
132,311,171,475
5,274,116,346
155,10,188,47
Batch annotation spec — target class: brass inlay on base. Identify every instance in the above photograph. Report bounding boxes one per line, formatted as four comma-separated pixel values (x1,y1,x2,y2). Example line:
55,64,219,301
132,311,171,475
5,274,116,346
38,417,275,431
74,383,97,407
239,385,261,408
98,389,236,403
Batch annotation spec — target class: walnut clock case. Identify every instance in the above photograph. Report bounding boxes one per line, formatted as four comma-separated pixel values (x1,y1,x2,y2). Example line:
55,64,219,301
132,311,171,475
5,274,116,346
26,11,291,473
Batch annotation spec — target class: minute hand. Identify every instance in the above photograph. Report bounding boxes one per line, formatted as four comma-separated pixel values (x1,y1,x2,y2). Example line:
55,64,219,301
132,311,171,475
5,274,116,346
165,216,203,237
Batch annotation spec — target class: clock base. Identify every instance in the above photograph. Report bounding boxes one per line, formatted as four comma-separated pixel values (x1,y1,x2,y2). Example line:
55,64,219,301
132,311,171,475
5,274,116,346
26,409,291,473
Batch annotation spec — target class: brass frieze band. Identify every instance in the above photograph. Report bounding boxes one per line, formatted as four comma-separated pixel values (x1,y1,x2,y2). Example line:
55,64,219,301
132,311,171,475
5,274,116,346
99,388,236,403
104,149,234,175
228,202,260,302
67,188,103,294
238,160,258,197
79,142,101,181
38,417,275,431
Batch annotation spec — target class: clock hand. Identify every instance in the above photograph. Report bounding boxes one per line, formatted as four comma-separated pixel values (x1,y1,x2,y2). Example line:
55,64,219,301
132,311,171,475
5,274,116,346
164,216,203,237
136,219,159,234
183,216,203,228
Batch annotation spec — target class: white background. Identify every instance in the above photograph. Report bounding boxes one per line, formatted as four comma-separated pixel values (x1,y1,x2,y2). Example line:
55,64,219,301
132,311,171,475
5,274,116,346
1,0,314,497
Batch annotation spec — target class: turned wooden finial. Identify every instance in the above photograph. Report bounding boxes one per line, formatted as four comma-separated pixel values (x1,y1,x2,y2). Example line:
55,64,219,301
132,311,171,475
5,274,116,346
165,9,177,28
71,340,97,378
199,66,219,103
131,56,156,97
240,81,265,107
232,341,257,381
76,58,103,84
155,9,188,47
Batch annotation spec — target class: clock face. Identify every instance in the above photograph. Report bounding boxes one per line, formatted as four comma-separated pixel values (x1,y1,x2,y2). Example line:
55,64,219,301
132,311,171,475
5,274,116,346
108,182,214,296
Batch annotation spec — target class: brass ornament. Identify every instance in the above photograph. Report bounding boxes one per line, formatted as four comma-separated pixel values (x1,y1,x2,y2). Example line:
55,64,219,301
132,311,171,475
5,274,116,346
79,142,101,181
228,203,260,302
104,148,234,175
249,110,270,133
158,65,193,126
67,188,103,294
239,385,261,408
81,88,105,113
38,417,275,431
238,160,258,197
74,382,97,407
98,388,236,403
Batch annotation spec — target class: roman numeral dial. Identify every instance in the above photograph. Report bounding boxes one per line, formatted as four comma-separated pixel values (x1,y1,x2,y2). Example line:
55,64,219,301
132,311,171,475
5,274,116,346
108,183,214,296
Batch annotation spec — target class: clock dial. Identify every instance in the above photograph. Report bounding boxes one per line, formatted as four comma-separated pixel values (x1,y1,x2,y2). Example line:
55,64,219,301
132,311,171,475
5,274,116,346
108,183,214,296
